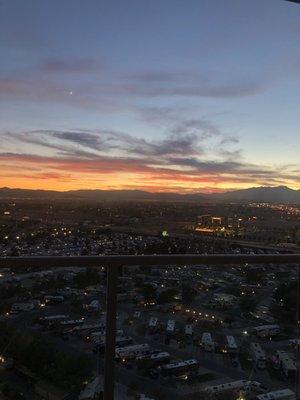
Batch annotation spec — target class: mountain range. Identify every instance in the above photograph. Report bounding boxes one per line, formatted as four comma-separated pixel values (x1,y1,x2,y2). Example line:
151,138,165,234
0,186,299,204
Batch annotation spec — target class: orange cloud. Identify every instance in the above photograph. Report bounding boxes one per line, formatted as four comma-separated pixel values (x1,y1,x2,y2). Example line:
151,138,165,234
0,151,299,193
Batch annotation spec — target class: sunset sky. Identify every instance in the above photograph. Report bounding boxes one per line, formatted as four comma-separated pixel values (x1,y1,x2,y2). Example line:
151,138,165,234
0,0,299,193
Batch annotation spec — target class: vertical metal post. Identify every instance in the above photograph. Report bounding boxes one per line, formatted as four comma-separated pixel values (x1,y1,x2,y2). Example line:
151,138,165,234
296,264,300,397
103,265,118,400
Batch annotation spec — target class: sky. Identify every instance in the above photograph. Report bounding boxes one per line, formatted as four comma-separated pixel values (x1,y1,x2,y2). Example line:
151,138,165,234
0,0,299,193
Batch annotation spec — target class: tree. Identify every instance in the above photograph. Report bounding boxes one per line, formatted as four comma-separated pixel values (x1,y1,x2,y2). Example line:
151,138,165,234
226,284,241,297
0,322,92,391
240,295,257,313
223,315,235,326
245,268,263,284
140,284,157,302
272,281,299,326
126,380,138,398
158,288,178,304
182,284,196,304
74,269,101,288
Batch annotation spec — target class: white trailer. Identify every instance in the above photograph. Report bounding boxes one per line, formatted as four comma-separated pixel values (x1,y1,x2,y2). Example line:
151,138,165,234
253,324,280,338
250,342,266,369
256,389,296,400
116,344,150,360
166,319,175,334
226,336,238,353
201,332,214,352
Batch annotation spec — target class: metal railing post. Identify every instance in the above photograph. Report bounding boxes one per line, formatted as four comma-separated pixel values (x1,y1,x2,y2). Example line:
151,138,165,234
103,264,118,400
296,263,300,397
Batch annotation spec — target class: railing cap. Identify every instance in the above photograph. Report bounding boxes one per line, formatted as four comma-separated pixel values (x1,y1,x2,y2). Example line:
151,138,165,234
0,254,299,268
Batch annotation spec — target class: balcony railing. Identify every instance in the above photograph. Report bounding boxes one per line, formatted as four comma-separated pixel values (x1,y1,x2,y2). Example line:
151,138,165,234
0,253,299,400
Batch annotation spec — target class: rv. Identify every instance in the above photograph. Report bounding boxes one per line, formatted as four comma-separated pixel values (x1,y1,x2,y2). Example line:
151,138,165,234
86,300,101,312
39,315,69,325
166,320,175,334
212,293,237,308
72,322,105,333
201,332,214,352
44,295,64,305
116,344,150,360
252,325,280,338
226,336,238,353
161,359,199,377
275,351,297,379
60,319,85,326
11,302,35,313
289,339,300,350
206,380,262,395
256,389,296,400
250,343,266,369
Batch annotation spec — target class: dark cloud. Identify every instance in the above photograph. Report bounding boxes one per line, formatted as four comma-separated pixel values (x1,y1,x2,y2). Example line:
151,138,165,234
170,119,221,139
7,129,205,159
42,59,103,74
220,136,240,146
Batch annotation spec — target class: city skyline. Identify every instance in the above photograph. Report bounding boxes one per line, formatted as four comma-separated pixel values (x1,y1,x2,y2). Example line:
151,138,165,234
1,0,300,192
